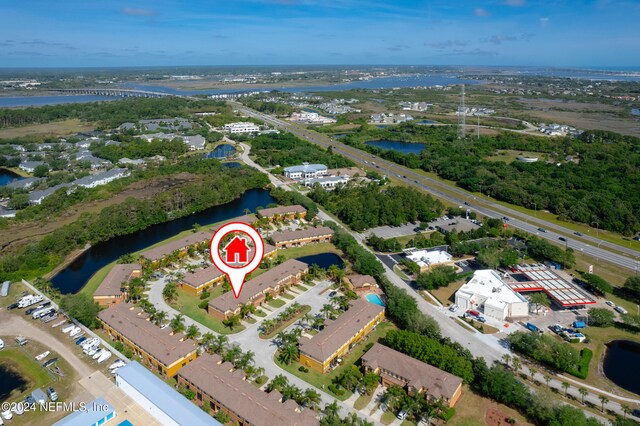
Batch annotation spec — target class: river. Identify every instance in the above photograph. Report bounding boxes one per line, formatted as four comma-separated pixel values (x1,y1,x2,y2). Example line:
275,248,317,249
51,188,275,294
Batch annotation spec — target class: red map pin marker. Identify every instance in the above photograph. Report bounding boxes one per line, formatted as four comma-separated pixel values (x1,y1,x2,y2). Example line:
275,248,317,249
210,222,265,299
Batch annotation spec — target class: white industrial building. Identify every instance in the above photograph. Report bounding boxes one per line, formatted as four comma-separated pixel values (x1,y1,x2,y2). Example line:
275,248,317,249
224,122,260,134
405,249,454,272
302,175,350,189
283,163,328,179
455,270,529,321
115,362,218,426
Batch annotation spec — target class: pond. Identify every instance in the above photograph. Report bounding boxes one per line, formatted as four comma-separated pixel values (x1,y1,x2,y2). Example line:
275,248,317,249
206,144,236,159
417,119,437,125
51,188,275,294
296,252,344,270
0,168,24,186
0,363,28,401
602,340,640,395
365,140,426,155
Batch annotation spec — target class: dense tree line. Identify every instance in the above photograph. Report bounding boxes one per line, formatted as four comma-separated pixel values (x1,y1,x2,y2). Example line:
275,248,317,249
508,331,581,372
310,183,444,232
244,100,294,116
416,266,459,290
90,138,189,162
343,124,640,235
0,164,268,282
269,187,318,219
623,275,640,301
249,132,353,169
0,97,226,129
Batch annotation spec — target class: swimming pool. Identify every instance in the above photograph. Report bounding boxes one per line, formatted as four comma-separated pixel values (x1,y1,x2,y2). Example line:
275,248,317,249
366,293,385,307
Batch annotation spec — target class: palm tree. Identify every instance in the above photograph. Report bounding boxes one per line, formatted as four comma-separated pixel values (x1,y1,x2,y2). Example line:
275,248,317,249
599,395,609,412
301,312,314,328
222,344,242,364
210,335,229,354
277,343,299,366
170,314,185,334
281,384,302,402
185,324,200,340
153,310,167,326
502,353,511,367
529,367,537,382
382,385,405,412
300,388,321,409
359,372,380,395
561,381,570,397
312,317,325,331
162,283,178,303
323,401,340,419
267,374,289,393
598,395,609,413
261,319,275,334
512,357,521,377
543,375,551,388
578,387,588,404
621,404,631,419
200,332,215,350
252,366,265,381
236,351,255,370
222,314,241,329
321,304,335,319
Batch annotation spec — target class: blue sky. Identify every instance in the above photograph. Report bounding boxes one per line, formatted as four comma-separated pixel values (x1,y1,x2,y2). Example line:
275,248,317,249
0,0,638,67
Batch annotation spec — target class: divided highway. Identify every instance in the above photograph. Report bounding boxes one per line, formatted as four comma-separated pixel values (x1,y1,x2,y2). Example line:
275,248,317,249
233,103,640,272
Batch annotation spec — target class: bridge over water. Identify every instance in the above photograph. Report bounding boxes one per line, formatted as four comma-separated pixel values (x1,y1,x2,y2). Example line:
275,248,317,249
50,88,184,98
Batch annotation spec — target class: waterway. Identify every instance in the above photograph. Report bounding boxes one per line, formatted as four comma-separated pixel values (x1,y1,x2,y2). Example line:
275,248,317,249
365,140,426,155
0,168,24,186
295,252,344,270
0,363,28,401
51,188,275,294
602,340,640,395
0,94,113,108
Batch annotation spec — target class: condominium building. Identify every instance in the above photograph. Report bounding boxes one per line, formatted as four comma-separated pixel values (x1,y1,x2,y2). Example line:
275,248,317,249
299,299,385,373
93,263,142,306
361,343,463,407
256,205,307,221
207,259,308,320
139,231,211,265
179,264,225,296
98,304,198,378
177,354,318,426
269,226,334,249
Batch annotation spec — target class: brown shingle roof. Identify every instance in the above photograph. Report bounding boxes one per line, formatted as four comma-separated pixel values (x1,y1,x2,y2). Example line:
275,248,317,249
361,343,463,401
140,231,211,262
270,227,334,244
181,264,224,289
346,274,376,289
98,304,197,366
178,354,318,426
257,205,307,218
208,259,308,313
94,263,141,297
210,215,257,233
299,299,384,363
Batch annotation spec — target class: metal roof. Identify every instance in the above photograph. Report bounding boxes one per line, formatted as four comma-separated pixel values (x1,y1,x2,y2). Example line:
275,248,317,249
52,397,115,426
509,264,596,307
283,163,327,173
116,362,219,426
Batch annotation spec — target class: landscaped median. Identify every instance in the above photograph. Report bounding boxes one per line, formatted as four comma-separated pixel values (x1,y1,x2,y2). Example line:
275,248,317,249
169,289,245,334
260,304,311,340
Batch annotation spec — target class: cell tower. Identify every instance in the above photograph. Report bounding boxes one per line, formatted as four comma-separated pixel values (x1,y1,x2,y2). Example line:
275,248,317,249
457,84,466,139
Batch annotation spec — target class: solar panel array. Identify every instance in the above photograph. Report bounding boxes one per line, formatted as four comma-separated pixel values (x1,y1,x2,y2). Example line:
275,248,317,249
508,264,595,306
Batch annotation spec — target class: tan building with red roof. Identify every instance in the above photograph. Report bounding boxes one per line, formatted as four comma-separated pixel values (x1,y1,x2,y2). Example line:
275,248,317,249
93,263,141,307
256,205,307,222
299,298,384,373
98,303,198,378
177,353,318,426
207,259,308,320
361,343,463,407
269,226,334,249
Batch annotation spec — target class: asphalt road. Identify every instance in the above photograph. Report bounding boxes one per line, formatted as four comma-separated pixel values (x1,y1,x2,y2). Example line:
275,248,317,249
233,103,640,272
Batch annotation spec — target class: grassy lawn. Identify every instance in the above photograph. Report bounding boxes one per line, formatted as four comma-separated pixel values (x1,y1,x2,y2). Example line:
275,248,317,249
394,232,433,248
278,242,343,260
0,348,54,401
274,321,395,401
260,305,311,339
354,393,374,410
393,265,411,280
485,149,548,164
400,420,417,426
255,309,267,317
170,289,245,334
449,385,534,426
268,298,286,309
0,119,95,138
80,260,116,297
206,284,228,300
429,279,466,306
294,284,308,291
459,317,500,334
381,411,396,425
281,292,295,300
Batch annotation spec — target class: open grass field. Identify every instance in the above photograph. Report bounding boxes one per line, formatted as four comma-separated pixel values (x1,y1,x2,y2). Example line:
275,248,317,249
277,242,342,261
449,386,534,426
485,149,549,164
429,279,466,306
0,119,95,139
275,321,395,401
170,289,245,334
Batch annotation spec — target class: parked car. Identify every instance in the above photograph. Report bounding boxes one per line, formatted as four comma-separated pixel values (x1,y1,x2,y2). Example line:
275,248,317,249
537,227,547,233
605,300,616,307
615,306,628,314
558,237,566,242
24,395,36,406
449,304,458,312
75,337,87,345
526,322,542,333
328,291,337,297
397,410,408,420
42,357,58,368
7,302,19,310
632,409,640,418
549,324,563,333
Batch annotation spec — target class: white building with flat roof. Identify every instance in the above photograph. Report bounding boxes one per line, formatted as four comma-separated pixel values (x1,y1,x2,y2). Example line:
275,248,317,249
224,122,260,134
455,270,529,321
283,163,328,179
302,175,349,189
405,249,454,272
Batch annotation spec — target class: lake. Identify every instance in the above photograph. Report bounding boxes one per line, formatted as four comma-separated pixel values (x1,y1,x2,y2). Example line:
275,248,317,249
51,188,275,294
602,340,640,394
365,140,426,155
0,168,24,186
296,252,344,270
206,144,236,159
0,363,28,401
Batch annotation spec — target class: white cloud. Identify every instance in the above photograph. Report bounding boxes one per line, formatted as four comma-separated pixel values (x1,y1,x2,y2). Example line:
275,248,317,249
474,8,491,17
539,17,550,26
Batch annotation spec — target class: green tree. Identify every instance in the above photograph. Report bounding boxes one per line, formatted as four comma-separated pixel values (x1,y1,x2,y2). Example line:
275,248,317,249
529,292,551,312
277,343,299,366
33,164,49,177
170,314,186,334
581,273,613,295
599,395,609,412
213,411,231,424
8,193,30,209
185,324,201,340
415,265,458,290
578,387,588,404
59,293,100,328
587,307,615,327
267,374,289,393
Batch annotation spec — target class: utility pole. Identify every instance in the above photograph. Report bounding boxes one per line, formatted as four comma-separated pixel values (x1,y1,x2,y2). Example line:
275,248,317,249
477,115,480,139
457,84,466,139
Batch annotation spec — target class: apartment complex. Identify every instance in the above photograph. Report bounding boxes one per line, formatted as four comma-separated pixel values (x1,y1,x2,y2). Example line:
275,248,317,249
208,259,308,320
269,226,334,249
93,263,142,306
177,354,318,426
179,264,225,296
299,299,385,373
139,231,211,265
361,343,463,407
256,204,307,221
98,304,198,378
